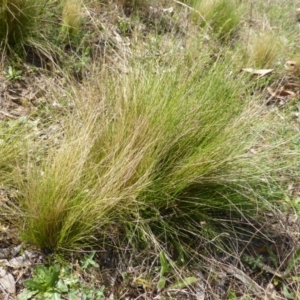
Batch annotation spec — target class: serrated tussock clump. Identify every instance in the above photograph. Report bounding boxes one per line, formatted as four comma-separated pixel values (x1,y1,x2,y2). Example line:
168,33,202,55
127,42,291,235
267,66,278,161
16,49,282,254
192,0,241,41
246,31,284,68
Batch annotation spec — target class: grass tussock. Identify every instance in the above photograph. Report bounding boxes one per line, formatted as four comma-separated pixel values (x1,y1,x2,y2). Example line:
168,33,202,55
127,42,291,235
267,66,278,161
0,0,47,49
61,0,83,37
192,0,241,41
13,48,283,252
246,30,284,68
0,0,300,297
0,0,87,69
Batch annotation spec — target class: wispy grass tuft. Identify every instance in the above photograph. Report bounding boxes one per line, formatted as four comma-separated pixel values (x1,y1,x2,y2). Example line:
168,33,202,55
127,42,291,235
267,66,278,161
61,0,83,37
192,0,241,42
0,118,32,185
0,0,86,68
245,30,284,68
0,0,299,297
13,45,285,254
0,0,47,49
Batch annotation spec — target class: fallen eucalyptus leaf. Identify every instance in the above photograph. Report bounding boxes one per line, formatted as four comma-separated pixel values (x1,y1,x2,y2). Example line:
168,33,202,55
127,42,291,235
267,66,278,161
242,68,273,76
0,267,16,294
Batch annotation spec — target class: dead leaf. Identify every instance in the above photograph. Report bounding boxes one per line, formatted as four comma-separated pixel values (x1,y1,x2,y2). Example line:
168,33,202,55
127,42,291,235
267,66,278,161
7,255,32,268
0,224,9,233
286,90,296,97
267,87,297,100
249,148,258,154
283,83,298,90
285,60,298,71
242,68,273,76
286,60,297,66
11,244,22,257
267,87,275,97
162,7,174,14
0,267,15,294
195,270,205,300
291,112,300,119
277,90,296,97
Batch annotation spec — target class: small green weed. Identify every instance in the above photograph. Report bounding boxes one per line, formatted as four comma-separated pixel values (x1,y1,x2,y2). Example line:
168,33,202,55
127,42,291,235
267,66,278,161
282,284,296,300
227,290,237,300
117,17,133,35
4,66,23,80
293,198,300,216
18,264,63,300
18,263,105,300
157,250,170,292
81,251,99,269
243,254,264,270
244,248,300,299
156,251,197,293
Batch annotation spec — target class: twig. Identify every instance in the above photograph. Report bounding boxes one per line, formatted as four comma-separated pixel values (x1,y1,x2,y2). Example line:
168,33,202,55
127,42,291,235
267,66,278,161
220,263,264,295
0,110,18,119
